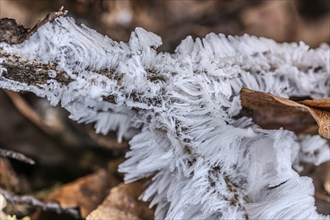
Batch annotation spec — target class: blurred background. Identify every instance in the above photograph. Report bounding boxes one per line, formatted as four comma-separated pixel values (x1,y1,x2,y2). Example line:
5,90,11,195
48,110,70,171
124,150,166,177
0,0,329,219
1,0,330,50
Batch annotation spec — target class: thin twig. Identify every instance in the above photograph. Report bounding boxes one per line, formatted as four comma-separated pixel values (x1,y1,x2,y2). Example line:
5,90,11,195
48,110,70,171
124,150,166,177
0,148,35,165
0,187,81,219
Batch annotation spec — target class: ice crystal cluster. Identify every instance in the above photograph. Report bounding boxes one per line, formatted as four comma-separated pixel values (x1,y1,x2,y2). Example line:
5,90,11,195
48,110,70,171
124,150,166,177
0,16,329,219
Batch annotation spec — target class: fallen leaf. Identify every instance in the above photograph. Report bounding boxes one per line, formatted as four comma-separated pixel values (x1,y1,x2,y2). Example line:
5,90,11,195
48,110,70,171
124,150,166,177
86,181,154,220
239,88,330,139
47,167,120,218
301,98,330,109
274,96,330,139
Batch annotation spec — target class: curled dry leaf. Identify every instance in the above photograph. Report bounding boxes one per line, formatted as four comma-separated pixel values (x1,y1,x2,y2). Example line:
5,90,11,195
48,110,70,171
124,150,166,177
87,181,154,220
275,97,330,139
240,88,330,139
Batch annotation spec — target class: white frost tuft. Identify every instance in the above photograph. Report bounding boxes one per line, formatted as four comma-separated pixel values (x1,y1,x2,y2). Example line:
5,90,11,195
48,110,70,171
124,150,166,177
0,16,329,219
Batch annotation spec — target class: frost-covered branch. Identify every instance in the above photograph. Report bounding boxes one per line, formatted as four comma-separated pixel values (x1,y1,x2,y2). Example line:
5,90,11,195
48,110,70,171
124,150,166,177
0,11,329,220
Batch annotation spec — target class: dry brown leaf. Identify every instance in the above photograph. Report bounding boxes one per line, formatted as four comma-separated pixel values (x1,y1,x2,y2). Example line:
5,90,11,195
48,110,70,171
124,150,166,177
47,168,120,218
239,88,330,139
301,98,330,109
86,181,154,220
274,96,330,139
